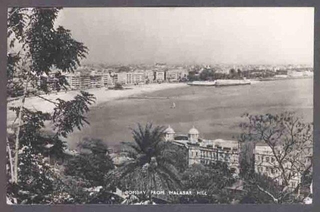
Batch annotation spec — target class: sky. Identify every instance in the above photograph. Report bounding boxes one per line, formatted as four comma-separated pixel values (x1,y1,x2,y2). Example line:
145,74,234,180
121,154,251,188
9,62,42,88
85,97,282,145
56,8,314,65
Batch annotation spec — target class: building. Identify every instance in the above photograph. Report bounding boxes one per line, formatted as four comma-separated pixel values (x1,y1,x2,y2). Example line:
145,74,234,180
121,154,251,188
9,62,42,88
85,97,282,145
102,71,112,86
127,71,145,85
166,68,188,82
113,72,127,85
37,72,59,91
65,72,81,89
154,70,165,82
164,126,240,173
79,73,91,89
90,70,103,88
254,143,312,190
144,69,155,83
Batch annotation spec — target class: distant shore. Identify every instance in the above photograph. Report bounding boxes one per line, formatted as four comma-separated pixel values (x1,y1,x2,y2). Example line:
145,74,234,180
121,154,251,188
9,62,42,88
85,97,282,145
258,76,313,81
6,83,188,124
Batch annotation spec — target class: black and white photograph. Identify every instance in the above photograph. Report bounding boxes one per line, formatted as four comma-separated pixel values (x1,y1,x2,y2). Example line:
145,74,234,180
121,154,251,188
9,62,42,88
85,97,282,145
6,7,314,205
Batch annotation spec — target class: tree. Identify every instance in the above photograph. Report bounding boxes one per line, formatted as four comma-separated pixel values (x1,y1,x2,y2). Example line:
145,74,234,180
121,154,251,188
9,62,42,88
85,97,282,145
238,112,313,203
118,66,131,73
199,68,214,81
239,173,285,204
229,68,236,78
7,7,94,203
178,163,237,204
237,69,243,78
107,123,183,201
113,82,124,90
187,70,199,81
7,144,59,204
64,138,114,187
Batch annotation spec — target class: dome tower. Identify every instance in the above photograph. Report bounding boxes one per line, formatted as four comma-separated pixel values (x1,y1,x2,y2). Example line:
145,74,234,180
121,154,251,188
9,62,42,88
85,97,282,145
164,125,175,141
188,126,199,143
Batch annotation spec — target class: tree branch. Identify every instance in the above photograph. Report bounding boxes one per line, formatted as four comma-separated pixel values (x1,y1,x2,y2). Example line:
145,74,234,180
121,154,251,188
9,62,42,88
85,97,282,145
257,184,279,203
31,93,58,106
14,73,29,183
6,137,15,183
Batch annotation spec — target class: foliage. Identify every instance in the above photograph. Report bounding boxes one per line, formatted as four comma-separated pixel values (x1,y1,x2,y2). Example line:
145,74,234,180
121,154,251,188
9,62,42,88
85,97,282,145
177,163,237,204
238,112,313,203
7,145,57,204
240,173,286,204
52,91,95,137
114,82,124,90
118,66,131,73
6,7,94,204
107,123,183,201
241,69,276,79
199,68,214,81
64,138,114,187
187,71,200,81
7,8,88,96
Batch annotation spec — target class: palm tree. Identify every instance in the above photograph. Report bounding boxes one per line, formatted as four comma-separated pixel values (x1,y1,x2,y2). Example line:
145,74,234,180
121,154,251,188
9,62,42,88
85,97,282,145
107,123,183,200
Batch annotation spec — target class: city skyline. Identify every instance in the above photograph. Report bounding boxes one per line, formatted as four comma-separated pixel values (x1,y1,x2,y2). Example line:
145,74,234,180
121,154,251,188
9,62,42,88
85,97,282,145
56,8,314,66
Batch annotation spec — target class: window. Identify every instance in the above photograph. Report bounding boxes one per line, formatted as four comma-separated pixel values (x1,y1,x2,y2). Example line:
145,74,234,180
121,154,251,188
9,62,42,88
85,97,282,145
266,157,270,162
127,74,132,84
271,157,275,163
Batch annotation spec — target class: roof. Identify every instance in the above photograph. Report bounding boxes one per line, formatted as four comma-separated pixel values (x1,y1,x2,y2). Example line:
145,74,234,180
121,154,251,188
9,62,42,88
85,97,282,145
164,125,175,134
188,126,199,135
212,139,238,149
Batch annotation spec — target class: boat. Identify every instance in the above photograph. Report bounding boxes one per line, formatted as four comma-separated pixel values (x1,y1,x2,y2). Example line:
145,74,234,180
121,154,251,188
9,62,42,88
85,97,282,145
187,81,216,86
187,79,251,86
214,79,251,86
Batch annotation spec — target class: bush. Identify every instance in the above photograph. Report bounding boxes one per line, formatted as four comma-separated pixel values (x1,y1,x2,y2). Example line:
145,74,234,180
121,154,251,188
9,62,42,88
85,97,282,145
114,83,124,90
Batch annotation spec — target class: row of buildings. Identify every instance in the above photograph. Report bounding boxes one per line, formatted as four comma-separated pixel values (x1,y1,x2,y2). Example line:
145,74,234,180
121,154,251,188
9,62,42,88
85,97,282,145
35,64,312,92
274,70,314,79
163,126,312,190
63,66,189,90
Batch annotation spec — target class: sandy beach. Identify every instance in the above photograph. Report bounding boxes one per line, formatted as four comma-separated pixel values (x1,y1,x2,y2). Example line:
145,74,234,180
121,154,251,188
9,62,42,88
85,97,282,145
6,83,188,124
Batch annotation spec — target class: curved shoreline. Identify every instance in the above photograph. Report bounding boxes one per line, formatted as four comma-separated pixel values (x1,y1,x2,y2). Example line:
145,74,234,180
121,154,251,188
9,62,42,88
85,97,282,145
6,83,188,123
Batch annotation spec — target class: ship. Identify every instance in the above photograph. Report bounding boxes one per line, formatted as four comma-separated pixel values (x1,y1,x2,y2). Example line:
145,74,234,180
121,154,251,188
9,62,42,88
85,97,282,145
187,81,216,86
214,79,251,86
187,79,251,86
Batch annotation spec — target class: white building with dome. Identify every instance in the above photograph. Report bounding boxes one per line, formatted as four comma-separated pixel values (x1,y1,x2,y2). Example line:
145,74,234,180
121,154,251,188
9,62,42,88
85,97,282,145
164,125,175,142
164,126,240,174
188,126,199,143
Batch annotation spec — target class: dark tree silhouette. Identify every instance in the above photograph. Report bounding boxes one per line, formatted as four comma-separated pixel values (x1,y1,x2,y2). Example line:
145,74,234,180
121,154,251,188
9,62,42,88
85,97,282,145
7,8,94,204
107,123,183,201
